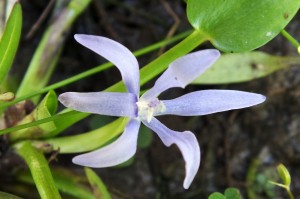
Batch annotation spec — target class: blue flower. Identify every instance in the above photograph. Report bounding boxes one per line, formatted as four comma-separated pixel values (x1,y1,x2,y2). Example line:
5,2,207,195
59,35,266,189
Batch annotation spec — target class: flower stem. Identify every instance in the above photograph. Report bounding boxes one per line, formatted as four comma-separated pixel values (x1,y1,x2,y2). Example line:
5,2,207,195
281,30,300,53
287,190,294,199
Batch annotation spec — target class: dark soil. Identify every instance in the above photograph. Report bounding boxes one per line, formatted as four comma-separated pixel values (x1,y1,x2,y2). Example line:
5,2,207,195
1,0,299,198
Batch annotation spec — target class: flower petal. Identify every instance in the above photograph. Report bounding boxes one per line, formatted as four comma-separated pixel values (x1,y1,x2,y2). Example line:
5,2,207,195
74,34,140,95
72,119,141,167
143,118,200,189
141,50,220,100
157,90,266,116
59,92,137,117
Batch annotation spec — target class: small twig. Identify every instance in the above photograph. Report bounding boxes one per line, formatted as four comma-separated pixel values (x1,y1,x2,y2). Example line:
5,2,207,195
26,0,56,39
158,0,180,55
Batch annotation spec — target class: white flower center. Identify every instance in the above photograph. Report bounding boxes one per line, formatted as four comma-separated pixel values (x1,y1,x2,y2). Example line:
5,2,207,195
136,98,166,122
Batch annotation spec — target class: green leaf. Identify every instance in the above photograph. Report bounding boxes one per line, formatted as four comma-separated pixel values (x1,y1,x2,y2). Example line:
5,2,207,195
193,51,300,84
18,169,94,199
277,163,291,187
137,124,153,149
0,191,23,199
14,141,61,199
46,117,128,153
113,157,135,168
208,188,242,199
9,91,58,141
84,168,111,199
208,192,226,199
187,0,300,52
0,2,22,84
224,188,242,199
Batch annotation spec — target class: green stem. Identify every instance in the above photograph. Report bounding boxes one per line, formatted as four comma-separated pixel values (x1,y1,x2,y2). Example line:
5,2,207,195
14,141,61,199
287,189,294,199
0,30,192,111
16,0,91,104
8,91,57,141
18,170,94,199
0,111,80,136
281,30,300,49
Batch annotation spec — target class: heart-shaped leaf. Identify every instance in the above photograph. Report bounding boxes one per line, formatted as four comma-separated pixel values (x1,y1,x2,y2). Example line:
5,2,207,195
208,192,226,199
187,0,300,52
208,188,242,199
224,188,242,199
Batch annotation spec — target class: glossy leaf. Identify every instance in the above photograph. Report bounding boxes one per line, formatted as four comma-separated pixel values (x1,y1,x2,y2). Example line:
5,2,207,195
0,2,22,84
84,168,111,199
224,188,243,199
209,188,242,199
193,51,300,84
208,192,226,199
187,0,300,52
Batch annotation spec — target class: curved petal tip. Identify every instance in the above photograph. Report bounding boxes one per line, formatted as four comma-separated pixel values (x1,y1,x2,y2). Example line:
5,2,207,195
72,119,141,168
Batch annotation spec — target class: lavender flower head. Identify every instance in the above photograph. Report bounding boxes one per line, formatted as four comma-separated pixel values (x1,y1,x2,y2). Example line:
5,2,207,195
59,35,266,189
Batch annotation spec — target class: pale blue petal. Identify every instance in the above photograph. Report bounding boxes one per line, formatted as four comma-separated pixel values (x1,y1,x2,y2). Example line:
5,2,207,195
72,119,141,167
141,50,220,100
59,92,137,117
74,34,140,95
157,90,266,116
143,118,200,189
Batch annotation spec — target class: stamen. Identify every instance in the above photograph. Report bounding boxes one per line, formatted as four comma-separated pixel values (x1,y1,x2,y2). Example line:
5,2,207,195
136,98,166,122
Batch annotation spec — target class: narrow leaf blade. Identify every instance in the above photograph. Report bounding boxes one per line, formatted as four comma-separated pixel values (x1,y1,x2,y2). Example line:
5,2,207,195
0,2,22,84
84,168,111,199
14,141,61,199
